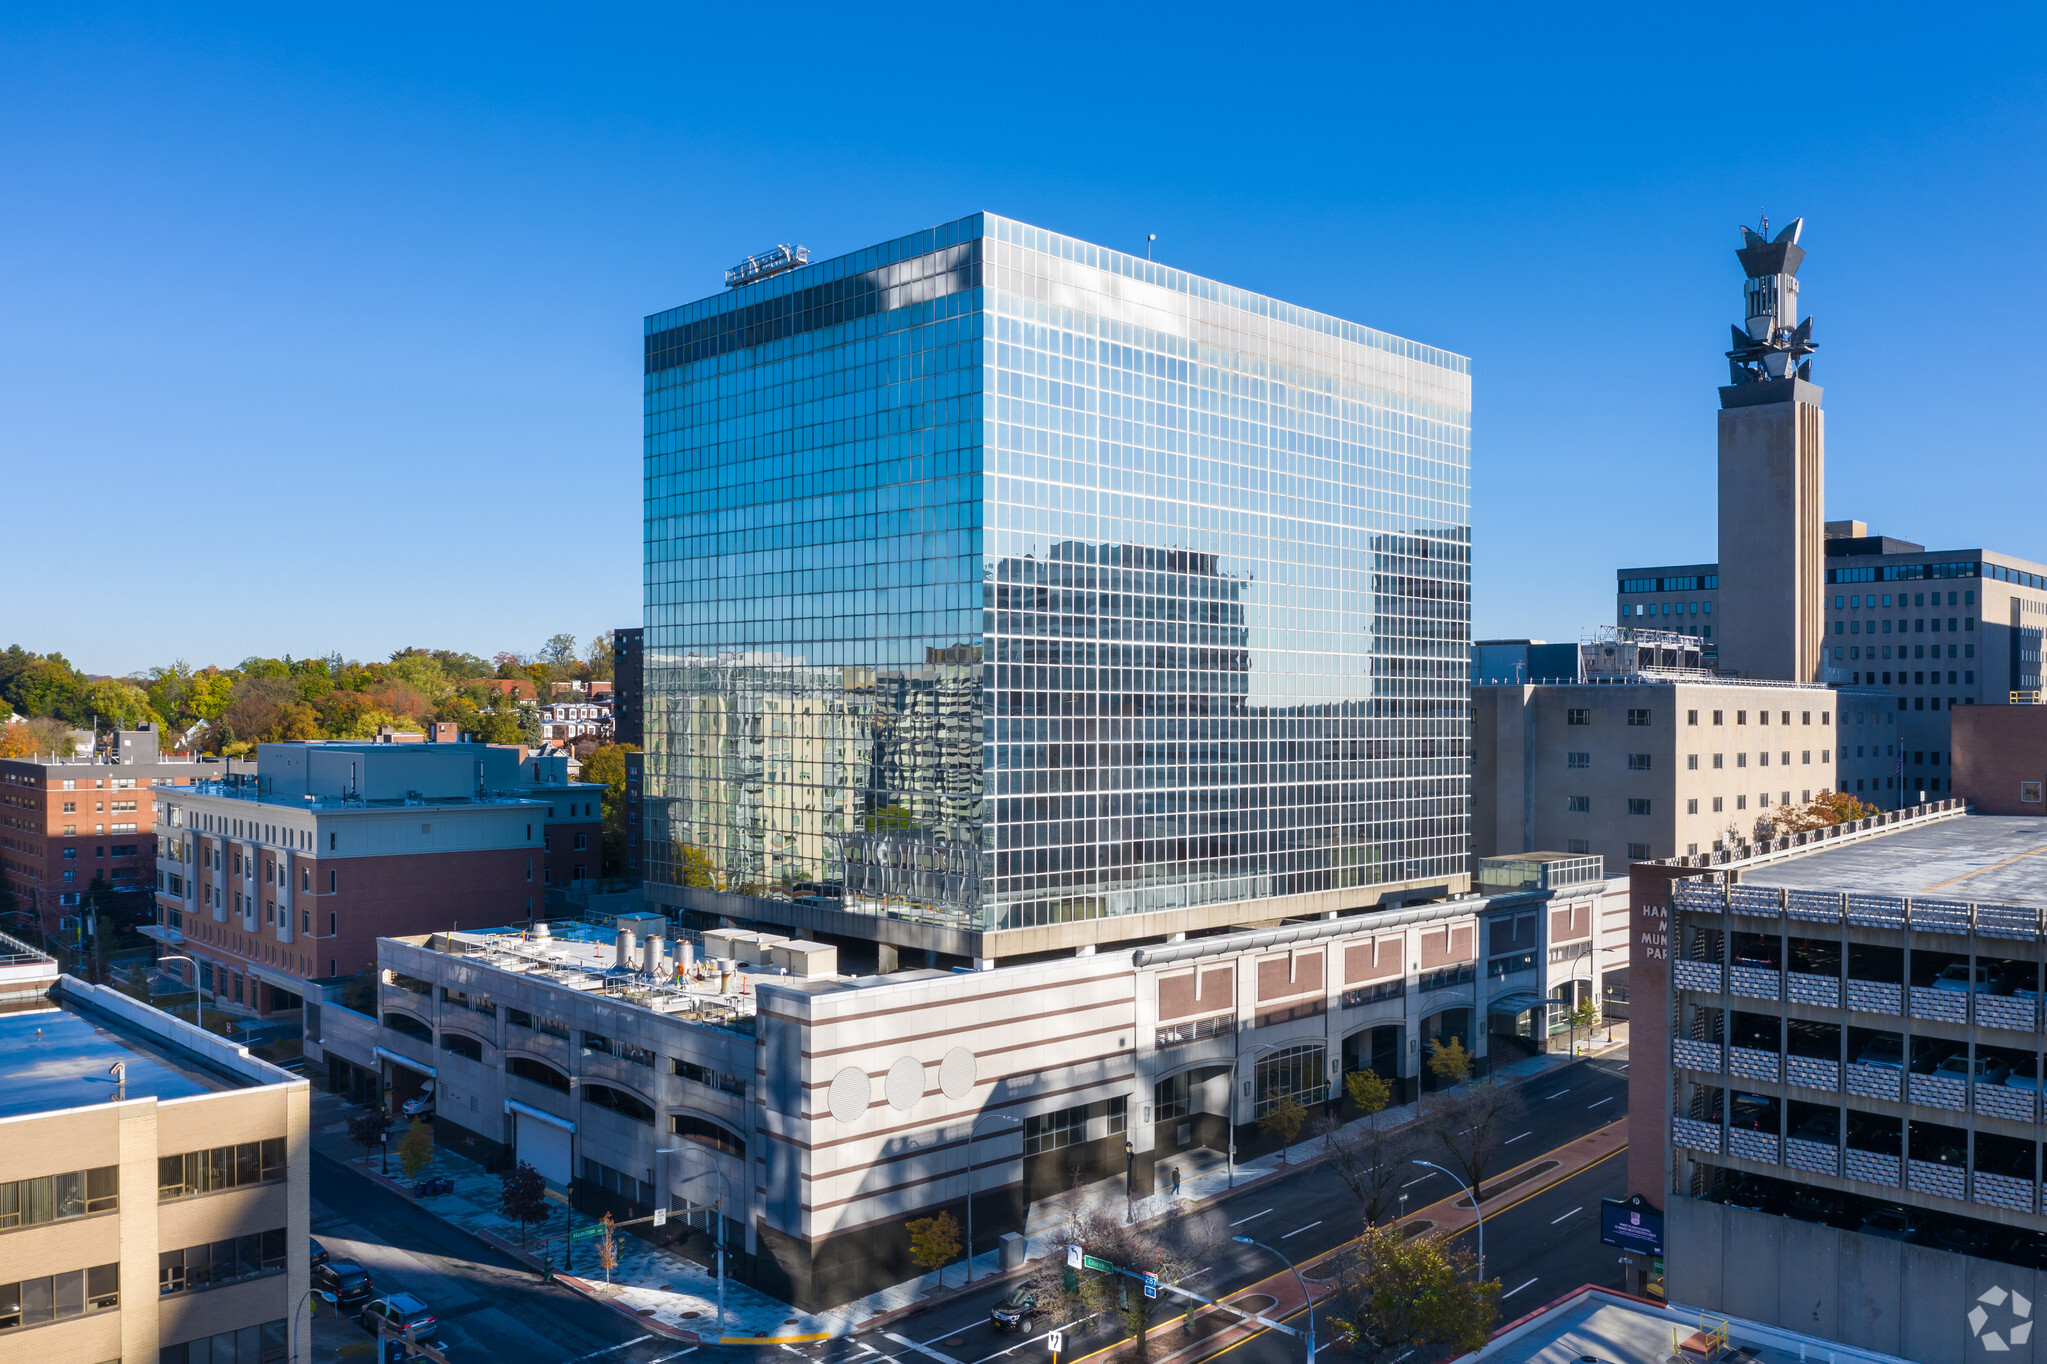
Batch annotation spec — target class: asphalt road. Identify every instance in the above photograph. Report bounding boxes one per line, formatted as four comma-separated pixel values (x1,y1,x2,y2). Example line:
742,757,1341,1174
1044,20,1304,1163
305,1049,1629,1364
306,1149,693,1364
804,1049,1633,1364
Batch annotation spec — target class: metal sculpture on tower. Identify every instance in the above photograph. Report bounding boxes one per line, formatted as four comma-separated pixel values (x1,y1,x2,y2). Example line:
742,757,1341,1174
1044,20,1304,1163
1725,215,1816,384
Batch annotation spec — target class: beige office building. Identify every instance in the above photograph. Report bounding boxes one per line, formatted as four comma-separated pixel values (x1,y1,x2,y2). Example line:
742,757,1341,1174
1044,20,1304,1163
1474,678,1893,867
0,931,309,1364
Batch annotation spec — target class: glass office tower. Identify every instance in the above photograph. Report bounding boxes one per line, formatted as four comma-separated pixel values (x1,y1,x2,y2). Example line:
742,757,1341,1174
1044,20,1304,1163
644,213,1471,949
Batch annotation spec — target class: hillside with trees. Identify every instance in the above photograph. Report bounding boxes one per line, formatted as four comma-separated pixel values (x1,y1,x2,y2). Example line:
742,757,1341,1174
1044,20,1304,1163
0,632,616,758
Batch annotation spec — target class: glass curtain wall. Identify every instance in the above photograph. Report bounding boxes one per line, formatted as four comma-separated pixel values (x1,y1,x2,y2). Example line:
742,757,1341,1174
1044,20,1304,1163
644,213,1471,936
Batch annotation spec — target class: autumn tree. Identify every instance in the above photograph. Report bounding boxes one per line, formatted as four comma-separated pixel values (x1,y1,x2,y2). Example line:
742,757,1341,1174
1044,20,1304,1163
582,743,640,876
498,1161,551,1251
1028,1204,1204,1362
906,1210,963,1285
1427,1035,1474,1089
347,1109,391,1157
596,1212,619,1283
1324,1223,1498,1362
398,1118,435,1179
1345,1068,1392,1122
1258,1093,1307,1161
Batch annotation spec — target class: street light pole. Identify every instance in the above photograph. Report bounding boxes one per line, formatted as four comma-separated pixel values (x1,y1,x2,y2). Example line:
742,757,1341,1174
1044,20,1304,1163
1231,1236,1315,1364
1413,1159,1483,1281
157,953,206,1036
965,1114,1020,1285
291,1288,337,1364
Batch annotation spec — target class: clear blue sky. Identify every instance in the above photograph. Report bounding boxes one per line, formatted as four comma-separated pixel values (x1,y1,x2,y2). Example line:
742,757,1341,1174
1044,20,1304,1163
7,6,2045,676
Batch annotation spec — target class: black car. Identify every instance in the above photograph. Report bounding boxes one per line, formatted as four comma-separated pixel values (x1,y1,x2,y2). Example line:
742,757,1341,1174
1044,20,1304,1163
1860,1206,1924,1243
990,1286,1040,1332
360,1293,438,1342
313,1261,376,1307
310,1238,330,1267
1787,1188,1854,1228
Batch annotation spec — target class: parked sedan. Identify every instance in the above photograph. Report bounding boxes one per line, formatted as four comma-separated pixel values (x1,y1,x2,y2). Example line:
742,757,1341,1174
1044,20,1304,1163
1933,963,2005,994
360,1293,439,1343
1936,1053,2012,1086
309,1238,330,1267
1853,1036,1905,1070
312,1261,376,1308
1860,1206,1925,1243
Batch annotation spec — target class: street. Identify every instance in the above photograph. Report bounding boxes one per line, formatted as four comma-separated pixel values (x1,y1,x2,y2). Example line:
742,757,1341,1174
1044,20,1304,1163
306,1050,1628,1364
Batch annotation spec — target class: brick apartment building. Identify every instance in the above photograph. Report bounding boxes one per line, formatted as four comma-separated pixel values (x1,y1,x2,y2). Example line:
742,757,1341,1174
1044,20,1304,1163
150,737,600,1016
0,724,241,934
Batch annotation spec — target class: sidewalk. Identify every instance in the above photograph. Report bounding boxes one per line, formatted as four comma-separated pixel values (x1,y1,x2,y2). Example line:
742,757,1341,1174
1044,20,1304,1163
308,1035,1627,1344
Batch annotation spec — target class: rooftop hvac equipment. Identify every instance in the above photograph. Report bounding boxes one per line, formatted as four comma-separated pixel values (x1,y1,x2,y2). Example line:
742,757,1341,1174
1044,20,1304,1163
725,244,809,288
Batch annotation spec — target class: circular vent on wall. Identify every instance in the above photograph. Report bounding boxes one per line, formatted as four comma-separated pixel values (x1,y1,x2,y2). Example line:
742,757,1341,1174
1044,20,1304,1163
885,1057,925,1111
828,1066,871,1124
939,1046,976,1100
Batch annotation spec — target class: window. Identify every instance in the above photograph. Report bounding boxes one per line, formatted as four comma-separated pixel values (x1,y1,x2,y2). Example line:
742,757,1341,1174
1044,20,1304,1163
0,1262,119,1330
1736,711,1747,725
583,1083,656,1124
507,1055,572,1092
1566,795,1590,812
1023,1105,1087,1155
155,1141,283,1201
582,1031,614,1055
0,1165,119,1228
1106,1095,1128,1135
1628,798,1652,815
2022,782,2042,804
1566,709,1590,726
440,1033,483,1062
1627,754,1651,771
1712,797,1724,813
1737,753,1747,768
1687,799,1699,814
1737,795,1748,810
1712,710,1724,725
538,1017,571,1041
1686,755,1698,771
1567,839,1590,854
670,1113,745,1157
1687,710,1699,725
1252,1043,1328,1118
573,833,588,851
507,1007,534,1029
1567,752,1589,769
158,1230,286,1295
1627,842,1651,860
1154,1072,1191,1123
1627,709,1651,726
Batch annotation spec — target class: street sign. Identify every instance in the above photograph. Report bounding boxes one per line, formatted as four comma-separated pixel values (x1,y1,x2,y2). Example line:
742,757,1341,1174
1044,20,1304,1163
1045,1331,1063,1354
570,1223,606,1240
1082,1255,1114,1273
653,1206,668,1227
1066,1244,1082,1269
1142,1272,1158,1299
1599,1195,1664,1256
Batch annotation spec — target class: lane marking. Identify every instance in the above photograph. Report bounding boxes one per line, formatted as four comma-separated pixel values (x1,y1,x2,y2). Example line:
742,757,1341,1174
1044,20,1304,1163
924,1320,986,1345
1402,1173,1438,1188
1505,1132,1531,1144
969,1322,1086,1364
1501,1277,1539,1300
886,1332,965,1364
1543,1089,1570,1100
1228,1208,1272,1227
571,1338,652,1360
1550,1206,1583,1225
1280,1221,1321,1239
648,1352,698,1363
1588,1096,1614,1109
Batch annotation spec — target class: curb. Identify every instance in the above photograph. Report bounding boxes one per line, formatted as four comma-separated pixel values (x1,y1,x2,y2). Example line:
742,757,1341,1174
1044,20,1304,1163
554,1274,704,1343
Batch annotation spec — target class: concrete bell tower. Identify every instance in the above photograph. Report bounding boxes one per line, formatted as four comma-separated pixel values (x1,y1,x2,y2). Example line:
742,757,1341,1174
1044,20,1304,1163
1716,216,1825,682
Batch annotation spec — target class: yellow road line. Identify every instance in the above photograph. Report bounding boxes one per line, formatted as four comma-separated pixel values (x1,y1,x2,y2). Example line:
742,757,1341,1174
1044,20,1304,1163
1066,1130,1628,1364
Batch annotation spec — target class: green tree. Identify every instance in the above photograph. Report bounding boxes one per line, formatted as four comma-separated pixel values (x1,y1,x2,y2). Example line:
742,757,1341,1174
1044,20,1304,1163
1258,1092,1307,1161
1345,1068,1392,1122
1427,1035,1474,1089
1325,1223,1498,1362
581,744,639,877
906,1210,963,1285
498,1160,550,1251
398,1117,435,1179
584,632,615,681
1569,996,1601,1051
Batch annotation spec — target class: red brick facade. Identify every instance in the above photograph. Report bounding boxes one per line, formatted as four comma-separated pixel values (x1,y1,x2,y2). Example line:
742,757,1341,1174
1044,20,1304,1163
1950,704,2047,815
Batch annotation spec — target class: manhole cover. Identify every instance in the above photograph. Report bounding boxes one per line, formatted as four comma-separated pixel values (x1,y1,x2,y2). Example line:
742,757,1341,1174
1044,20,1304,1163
680,1311,704,1319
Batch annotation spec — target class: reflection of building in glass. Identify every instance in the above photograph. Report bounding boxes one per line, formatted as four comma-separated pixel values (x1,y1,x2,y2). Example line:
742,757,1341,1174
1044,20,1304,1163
643,213,1471,956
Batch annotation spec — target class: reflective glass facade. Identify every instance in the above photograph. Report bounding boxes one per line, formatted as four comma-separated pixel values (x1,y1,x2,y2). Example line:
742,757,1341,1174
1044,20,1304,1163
644,213,1470,939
